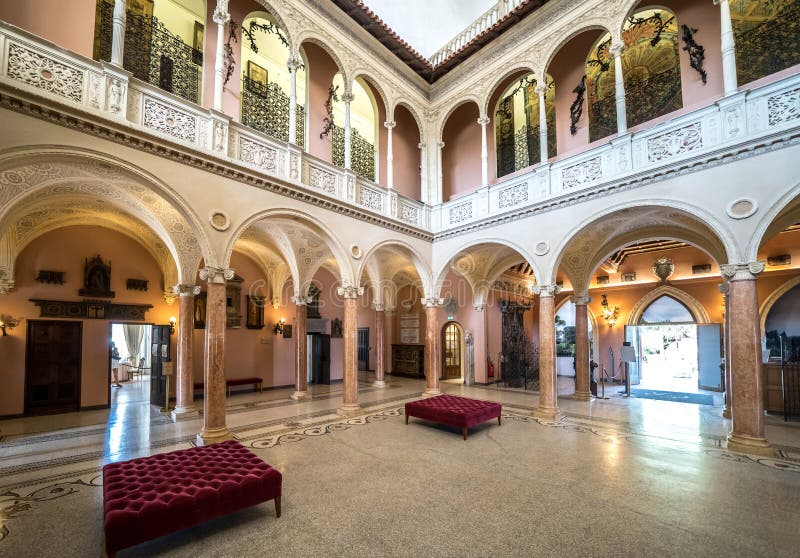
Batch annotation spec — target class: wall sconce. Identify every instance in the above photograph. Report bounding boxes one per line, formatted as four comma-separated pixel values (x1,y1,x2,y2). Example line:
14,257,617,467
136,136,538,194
273,318,286,335
600,294,620,328
0,315,21,336
169,316,177,335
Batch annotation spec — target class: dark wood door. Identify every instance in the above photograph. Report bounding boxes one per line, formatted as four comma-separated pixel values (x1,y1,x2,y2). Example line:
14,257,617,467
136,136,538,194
150,324,171,407
25,320,82,415
357,327,369,371
310,333,331,384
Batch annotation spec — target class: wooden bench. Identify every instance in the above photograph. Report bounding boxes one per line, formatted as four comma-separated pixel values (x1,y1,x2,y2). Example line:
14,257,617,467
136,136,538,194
192,377,263,397
102,440,281,556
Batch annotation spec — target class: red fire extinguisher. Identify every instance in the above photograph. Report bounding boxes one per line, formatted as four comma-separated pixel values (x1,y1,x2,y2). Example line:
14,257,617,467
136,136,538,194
488,358,495,378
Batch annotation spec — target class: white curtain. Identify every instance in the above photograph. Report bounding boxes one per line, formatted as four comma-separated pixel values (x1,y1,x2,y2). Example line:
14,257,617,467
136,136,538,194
123,324,145,366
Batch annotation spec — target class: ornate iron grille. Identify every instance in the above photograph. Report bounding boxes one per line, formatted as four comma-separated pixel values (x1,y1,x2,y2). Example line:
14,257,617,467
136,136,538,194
241,76,305,147
331,124,375,181
95,2,201,104
500,302,538,390
733,0,800,86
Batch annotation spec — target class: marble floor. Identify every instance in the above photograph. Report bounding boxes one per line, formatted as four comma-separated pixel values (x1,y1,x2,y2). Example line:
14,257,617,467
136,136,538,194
1,375,799,557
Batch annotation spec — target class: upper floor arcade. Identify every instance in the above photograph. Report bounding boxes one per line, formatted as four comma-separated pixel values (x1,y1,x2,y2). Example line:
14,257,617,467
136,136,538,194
0,0,798,237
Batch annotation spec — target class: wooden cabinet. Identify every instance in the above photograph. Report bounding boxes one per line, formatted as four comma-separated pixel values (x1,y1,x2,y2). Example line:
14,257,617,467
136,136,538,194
763,363,785,413
391,344,424,378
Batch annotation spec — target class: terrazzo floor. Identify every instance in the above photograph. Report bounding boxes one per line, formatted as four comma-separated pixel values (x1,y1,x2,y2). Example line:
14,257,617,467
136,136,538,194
1,374,799,557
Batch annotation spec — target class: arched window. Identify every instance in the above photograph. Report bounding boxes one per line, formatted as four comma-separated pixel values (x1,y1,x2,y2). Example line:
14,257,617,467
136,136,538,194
494,74,555,178
240,14,306,147
331,75,377,181
731,0,800,86
587,8,682,142
639,295,694,324
93,0,206,103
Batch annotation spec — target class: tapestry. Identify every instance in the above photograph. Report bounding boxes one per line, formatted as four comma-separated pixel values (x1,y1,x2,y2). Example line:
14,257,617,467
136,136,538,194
587,9,683,142
732,0,800,86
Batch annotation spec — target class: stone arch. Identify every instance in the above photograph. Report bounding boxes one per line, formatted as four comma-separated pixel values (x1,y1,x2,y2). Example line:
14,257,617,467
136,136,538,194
437,96,482,140
251,0,296,48
223,208,355,288
357,239,434,300
0,146,213,285
542,23,616,76
481,63,539,117
393,99,425,141
351,70,391,120
759,274,800,336
747,179,800,262
627,285,711,325
296,32,349,83
550,200,737,293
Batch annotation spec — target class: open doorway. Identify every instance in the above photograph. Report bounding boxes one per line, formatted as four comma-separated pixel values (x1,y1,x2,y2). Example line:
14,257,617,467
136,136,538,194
109,323,151,408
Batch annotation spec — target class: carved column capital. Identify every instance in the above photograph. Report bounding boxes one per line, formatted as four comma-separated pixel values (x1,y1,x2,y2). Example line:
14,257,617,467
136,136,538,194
717,282,730,296
535,83,548,96
437,140,445,149
477,116,490,126
384,121,396,129
172,284,201,297
610,41,625,58
473,303,486,312
570,294,592,306
421,297,444,307
341,92,355,103
720,261,765,281
373,303,385,312
212,0,230,25
337,285,363,299
418,142,426,150
199,267,235,284
0,280,14,295
533,284,561,297
290,294,310,306
286,52,302,71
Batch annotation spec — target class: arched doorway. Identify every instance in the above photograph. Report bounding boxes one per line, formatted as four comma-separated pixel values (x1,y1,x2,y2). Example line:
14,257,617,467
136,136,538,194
442,321,464,381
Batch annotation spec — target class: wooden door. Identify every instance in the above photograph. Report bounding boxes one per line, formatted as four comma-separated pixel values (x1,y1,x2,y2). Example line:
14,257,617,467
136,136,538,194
310,333,331,384
443,323,462,379
25,321,82,415
149,324,171,407
357,327,369,371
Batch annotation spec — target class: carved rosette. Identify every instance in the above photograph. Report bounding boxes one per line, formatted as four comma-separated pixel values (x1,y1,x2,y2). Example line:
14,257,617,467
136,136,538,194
199,267,235,284
720,261,765,282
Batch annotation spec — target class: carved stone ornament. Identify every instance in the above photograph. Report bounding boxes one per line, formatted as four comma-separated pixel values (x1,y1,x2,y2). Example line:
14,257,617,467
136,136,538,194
173,284,202,296
199,267,235,284
720,261,765,281
652,257,675,284
421,297,445,307
570,294,592,305
533,284,560,297
337,285,364,299
79,255,114,298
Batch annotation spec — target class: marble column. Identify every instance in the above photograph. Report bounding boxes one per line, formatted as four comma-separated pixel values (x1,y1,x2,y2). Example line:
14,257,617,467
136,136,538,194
212,0,230,112
287,52,301,145
715,0,738,96
374,304,386,388
572,294,592,401
338,285,363,414
423,298,442,396
418,142,427,201
719,282,732,419
343,93,354,170
478,116,490,186
721,262,773,456
290,296,309,401
437,141,445,204
196,267,234,445
111,0,127,66
536,83,548,164
534,285,562,420
385,121,395,189
171,283,201,421
611,41,628,136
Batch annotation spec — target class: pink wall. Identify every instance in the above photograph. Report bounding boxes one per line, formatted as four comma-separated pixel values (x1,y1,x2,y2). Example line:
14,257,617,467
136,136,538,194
393,104,422,200
442,102,481,201
1,226,175,417
304,42,339,163
0,0,96,59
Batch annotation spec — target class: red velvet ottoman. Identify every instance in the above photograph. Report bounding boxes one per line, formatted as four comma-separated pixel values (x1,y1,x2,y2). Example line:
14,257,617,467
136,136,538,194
102,440,281,556
405,394,502,440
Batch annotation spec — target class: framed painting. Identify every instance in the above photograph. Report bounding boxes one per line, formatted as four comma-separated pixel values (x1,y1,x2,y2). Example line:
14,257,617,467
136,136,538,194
246,295,265,329
193,21,205,51
247,60,268,88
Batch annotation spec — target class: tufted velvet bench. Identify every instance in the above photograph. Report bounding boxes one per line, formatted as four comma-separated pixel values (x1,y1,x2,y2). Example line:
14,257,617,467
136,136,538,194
405,394,502,440
102,440,281,556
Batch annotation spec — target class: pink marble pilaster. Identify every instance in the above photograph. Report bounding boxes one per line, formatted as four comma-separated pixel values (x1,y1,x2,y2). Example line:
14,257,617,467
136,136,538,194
534,286,562,420
197,268,234,445
291,298,309,401
722,263,773,456
572,295,592,401
424,300,441,395
172,284,200,421
719,283,732,419
339,286,362,414
374,305,386,388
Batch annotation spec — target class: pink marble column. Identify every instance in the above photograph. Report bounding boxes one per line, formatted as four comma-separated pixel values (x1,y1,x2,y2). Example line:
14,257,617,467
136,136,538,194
291,298,309,401
534,285,562,420
424,300,441,395
572,294,592,401
197,267,234,445
374,305,386,388
719,282,732,419
339,286,363,415
385,309,395,375
171,283,201,421
722,263,773,456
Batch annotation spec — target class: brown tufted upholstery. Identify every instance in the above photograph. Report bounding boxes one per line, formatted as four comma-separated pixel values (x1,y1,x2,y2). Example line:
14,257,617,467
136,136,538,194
405,394,502,440
102,440,281,555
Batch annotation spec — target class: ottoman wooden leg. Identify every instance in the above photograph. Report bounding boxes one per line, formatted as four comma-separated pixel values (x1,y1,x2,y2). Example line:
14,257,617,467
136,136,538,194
275,496,281,518
498,416,502,426
462,427,468,440
405,415,409,425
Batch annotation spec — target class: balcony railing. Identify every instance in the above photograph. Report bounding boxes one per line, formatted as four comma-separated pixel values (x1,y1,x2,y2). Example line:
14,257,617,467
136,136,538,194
96,2,201,104
241,76,305,148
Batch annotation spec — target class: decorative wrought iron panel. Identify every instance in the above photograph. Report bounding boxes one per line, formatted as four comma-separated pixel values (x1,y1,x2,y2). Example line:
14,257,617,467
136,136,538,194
331,124,375,181
732,0,800,86
500,302,538,389
241,76,305,147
